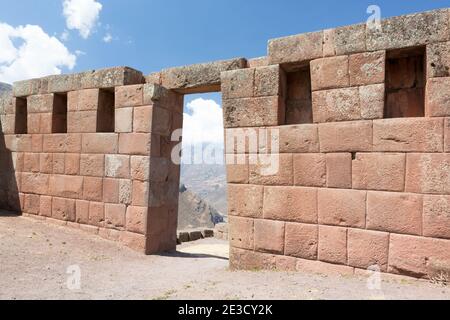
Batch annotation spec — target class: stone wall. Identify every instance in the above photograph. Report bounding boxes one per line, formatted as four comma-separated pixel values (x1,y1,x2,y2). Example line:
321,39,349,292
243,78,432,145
0,67,184,254
1,8,450,279
223,9,450,279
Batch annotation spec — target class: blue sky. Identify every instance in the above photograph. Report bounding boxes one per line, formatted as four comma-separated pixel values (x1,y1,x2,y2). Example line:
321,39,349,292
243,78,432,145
1,0,449,151
1,0,449,80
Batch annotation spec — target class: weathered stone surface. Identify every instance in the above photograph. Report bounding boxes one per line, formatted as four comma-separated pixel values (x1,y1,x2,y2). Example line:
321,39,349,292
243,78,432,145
278,124,319,153
249,154,293,186
318,188,366,228
349,51,385,86
263,186,317,224
293,154,326,187
268,31,323,65
389,234,450,278
221,68,255,99
285,223,318,260
254,65,286,97
359,84,385,119
318,121,373,152
247,57,268,68
366,9,449,51
14,67,144,97
373,118,444,152
426,77,450,117
229,216,254,250
352,153,406,192
427,41,450,78
318,226,348,265
228,184,263,218
348,229,389,272
310,56,349,91
312,88,360,123
223,96,284,128
326,153,352,189
423,195,450,240
159,58,246,94
367,191,423,236
254,219,285,254
405,153,450,195
333,24,366,55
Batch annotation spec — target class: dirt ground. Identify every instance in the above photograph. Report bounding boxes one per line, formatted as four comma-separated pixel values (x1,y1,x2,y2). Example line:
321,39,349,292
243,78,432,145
1,214,450,300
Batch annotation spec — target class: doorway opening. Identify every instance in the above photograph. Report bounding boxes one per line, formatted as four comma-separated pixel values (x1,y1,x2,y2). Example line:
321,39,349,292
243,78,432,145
177,92,227,244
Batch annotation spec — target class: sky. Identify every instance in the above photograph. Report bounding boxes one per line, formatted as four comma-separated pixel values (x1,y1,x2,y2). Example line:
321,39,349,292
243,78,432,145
1,0,449,150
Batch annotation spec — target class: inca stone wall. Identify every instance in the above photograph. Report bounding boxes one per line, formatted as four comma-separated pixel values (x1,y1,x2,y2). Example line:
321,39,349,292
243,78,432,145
1,8,450,279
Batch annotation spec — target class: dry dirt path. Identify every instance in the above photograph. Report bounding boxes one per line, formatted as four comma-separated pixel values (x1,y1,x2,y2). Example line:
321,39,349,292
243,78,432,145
1,215,450,300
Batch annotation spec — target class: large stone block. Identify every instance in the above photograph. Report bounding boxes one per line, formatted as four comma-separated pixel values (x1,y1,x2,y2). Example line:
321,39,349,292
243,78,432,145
318,121,373,152
352,153,406,192
52,197,76,222
254,65,286,97
263,186,317,224
427,41,450,78
405,153,450,195
349,51,385,86
423,195,450,240
160,58,246,94
249,154,293,186
348,229,389,272
389,234,450,278
14,67,144,97
254,219,285,254
426,77,450,117
310,56,349,91
285,223,318,260
268,31,323,65
313,85,384,123
221,68,255,99
318,188,366,228
293,154,326,187
318,225,348,265
366,9,449,51
367,191,423,236
228,184,263,218
373,118,444,152
223,96,284,128
229,216,254,250
326,153,352,189
278,124,320,153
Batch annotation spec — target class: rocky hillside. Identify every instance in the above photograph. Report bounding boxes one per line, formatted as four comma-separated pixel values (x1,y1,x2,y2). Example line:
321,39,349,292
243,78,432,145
180,164,227,215
178,184,224,230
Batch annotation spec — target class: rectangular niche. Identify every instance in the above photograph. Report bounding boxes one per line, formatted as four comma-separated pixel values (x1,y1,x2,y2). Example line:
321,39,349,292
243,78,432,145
14,98,27,134
284,65,313,124
384,46,426,118
52,93,68,133
97,89,115,133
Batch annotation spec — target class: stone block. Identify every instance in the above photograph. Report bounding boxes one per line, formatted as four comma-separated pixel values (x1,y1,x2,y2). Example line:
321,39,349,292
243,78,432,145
318,188,366,228
373,118,444,152
160,58,247,94
319,121,373,152
318,226,348,265
254,219,285,254
352,153,406,192
293,154,326,187
263,186,317,224
268,31,323,65
367,191,423,235
285,223,318,260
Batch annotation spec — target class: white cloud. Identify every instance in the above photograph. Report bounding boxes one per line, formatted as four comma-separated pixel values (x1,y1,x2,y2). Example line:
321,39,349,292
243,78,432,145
182,98,224,146
103,33,112,43
0,23,76,83
63,0,102,39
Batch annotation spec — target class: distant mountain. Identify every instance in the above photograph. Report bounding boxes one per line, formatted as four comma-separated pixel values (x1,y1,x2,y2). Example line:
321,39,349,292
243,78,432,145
0,82,12,94
178,185,224,230
180,164,227,215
